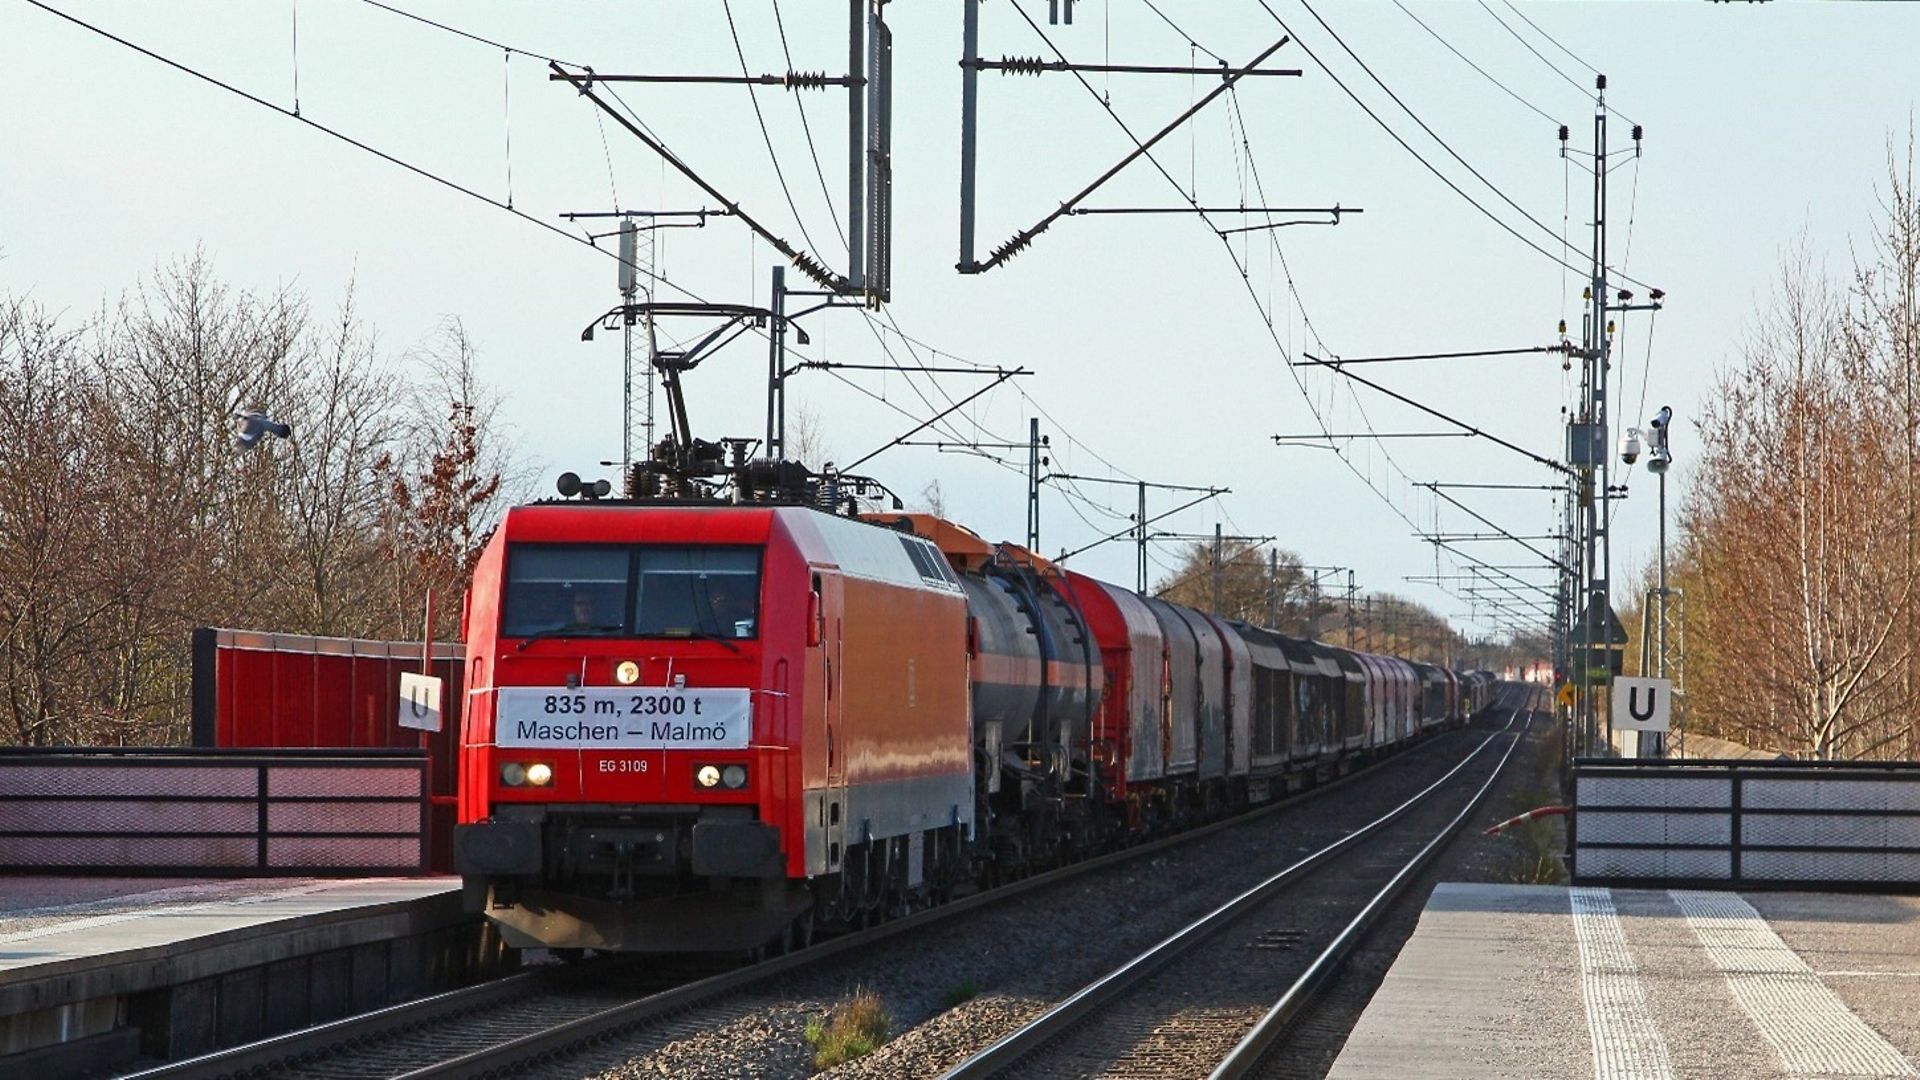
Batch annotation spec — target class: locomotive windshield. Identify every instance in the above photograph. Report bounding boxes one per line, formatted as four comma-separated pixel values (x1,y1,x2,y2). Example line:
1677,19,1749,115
501,544,762,640
634,548,761,638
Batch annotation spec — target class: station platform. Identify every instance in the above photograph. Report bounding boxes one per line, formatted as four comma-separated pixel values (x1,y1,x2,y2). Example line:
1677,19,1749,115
1331,883,1920,1079
0,876,506,1078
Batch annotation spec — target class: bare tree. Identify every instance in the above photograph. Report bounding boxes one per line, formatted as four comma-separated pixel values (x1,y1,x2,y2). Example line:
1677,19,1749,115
786,400,834,470
0,257,516,745
374,317,510,639
1684,235,1917,758
1152,540,1329,635
918,478,948,518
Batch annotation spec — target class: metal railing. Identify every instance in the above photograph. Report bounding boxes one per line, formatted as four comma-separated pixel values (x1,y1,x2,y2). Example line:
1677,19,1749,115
1571,757,1920,890
0,747,429,875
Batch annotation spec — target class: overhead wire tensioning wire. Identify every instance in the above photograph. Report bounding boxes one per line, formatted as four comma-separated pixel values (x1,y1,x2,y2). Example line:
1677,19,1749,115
1500,0,1603,78
1391,0,1561,127
1479,0,1636,128
722,0,826,261
769,0,847,247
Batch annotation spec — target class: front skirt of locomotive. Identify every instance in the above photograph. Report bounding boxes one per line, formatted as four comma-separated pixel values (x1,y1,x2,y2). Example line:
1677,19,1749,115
474,880,809,953
455,812,809,953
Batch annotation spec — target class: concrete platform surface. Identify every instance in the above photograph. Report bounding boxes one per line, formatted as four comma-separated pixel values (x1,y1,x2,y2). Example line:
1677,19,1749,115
0,876,484,1071
0,876,460,976
1331,883,1920,1079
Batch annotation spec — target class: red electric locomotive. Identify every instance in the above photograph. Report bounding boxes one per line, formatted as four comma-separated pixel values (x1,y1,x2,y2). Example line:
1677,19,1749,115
455,498,976,951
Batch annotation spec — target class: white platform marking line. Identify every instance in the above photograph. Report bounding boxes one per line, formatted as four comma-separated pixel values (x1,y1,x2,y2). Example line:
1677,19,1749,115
1570,886,1675,1080
0,878,405,946
1670,890,1916,1077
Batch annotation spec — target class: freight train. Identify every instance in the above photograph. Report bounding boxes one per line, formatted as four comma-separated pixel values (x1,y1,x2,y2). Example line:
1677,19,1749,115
454,465,1497,953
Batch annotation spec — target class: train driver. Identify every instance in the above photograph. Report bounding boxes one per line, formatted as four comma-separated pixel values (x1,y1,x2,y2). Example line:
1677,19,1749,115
568,591,598,627
554,587,617,632
704,578,755,638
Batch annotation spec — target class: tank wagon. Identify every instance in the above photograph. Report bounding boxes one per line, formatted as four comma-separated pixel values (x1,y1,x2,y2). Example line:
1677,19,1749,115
455,497,1484,953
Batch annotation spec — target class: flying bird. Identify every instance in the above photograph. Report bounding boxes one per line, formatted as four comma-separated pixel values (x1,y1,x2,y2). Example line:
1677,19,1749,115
234,410,292,450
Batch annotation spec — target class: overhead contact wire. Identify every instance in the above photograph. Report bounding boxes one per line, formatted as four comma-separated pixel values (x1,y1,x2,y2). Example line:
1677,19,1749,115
21,0,684,296
1391,0,1561,126
1254,0,1653,292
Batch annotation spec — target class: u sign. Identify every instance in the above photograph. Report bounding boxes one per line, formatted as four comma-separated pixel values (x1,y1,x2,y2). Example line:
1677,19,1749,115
398,672,445,733
1611,676,1672,733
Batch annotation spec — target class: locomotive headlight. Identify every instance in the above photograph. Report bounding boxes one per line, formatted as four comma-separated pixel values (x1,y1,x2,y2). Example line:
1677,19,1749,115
615,660,641,685
695,764,722,788
525,762,554,787
721,765,748,789
500,762,527,787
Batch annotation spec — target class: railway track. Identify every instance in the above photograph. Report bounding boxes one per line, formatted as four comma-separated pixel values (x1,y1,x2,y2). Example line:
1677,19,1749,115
124,695,1531,1080
940,699,1535,1080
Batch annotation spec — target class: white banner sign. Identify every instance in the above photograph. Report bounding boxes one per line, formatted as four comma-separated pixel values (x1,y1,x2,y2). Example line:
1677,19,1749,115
1611,676,1673,733
495,687,752,749
397,672,444,733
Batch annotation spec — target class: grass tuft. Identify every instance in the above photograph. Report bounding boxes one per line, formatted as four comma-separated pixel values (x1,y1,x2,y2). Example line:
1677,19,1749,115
942,979,980,1009
805,987,891,1071
1495,713,1571,885
1499,798,1568,885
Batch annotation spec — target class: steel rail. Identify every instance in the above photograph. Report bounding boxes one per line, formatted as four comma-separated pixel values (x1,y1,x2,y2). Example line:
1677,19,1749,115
1209,695,1539,1078
940,704,1526,1080
119,966,571,1080
133,712,1493,1080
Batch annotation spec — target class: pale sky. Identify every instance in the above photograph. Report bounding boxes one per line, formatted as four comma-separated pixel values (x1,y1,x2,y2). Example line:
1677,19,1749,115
5,1,1915,642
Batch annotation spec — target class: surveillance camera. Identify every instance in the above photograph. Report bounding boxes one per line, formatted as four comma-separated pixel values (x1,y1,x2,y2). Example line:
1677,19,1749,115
1620,428,1642,466
1649,406,1672,430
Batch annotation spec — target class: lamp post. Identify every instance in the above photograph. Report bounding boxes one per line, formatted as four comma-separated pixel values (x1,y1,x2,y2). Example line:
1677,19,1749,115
1647,406,1673,756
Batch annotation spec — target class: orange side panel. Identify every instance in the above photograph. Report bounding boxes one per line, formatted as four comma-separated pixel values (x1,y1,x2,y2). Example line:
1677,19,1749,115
837,577,971,785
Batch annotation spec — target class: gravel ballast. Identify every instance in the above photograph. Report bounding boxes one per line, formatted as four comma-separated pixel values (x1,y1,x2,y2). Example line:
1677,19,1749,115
543,697,1556,1080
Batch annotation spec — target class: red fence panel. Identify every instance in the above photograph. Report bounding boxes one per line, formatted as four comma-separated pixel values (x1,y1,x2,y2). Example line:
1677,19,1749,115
0,748,429,875
192,628,465,871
